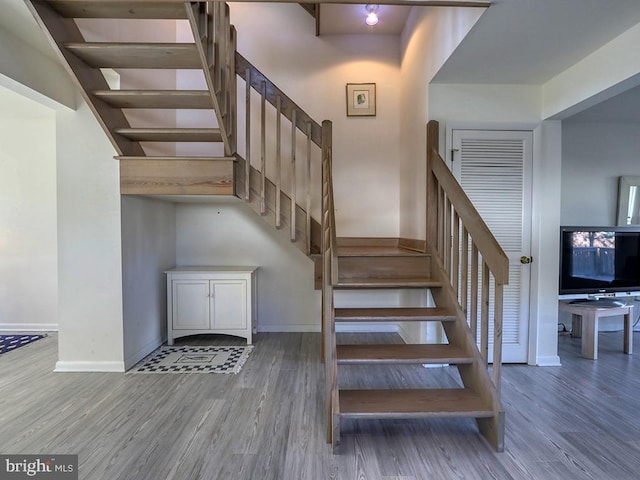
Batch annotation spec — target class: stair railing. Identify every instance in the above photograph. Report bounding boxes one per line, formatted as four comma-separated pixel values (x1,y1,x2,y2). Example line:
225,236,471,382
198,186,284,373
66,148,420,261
321,120,339,445
190,1,325,255
235,53,323,255
426,120,509,393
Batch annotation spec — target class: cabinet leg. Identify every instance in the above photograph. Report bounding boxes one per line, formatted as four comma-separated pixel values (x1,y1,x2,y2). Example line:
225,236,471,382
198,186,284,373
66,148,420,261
571,313,582,338
581,312,597,360
624,311,633,355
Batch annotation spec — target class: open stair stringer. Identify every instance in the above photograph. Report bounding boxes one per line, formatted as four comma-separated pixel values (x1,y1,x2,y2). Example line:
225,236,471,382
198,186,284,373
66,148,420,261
426,245,505,452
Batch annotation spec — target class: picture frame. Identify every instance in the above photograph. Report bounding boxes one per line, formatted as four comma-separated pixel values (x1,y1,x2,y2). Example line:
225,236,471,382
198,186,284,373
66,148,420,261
346,83,376,117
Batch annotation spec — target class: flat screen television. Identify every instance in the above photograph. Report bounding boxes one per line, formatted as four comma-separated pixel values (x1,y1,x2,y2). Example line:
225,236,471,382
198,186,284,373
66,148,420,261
559,226,640,302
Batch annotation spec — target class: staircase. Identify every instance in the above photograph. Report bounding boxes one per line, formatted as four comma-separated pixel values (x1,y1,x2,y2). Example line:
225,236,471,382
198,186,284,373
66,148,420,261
27,0,507,452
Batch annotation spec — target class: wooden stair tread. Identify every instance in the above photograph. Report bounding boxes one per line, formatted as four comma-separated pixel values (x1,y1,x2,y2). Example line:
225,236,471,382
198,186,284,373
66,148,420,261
336,278,442,288
339,388,493,419
337,344,472,364
115,156,236,162
94,90,212,109
65,42,201,69
114,128,222,142
334,307,456,322
337,245,429,257
49,1,189,19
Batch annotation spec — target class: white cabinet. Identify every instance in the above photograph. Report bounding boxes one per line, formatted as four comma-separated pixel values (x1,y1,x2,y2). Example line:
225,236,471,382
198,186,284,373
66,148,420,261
166,267,257,345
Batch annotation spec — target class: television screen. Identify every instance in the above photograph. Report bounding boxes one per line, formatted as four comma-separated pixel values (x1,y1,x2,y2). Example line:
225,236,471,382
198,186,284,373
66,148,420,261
559,227,640,295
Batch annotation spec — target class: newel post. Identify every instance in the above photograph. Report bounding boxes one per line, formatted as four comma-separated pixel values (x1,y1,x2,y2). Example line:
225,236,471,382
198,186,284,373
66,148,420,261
426,120,440,251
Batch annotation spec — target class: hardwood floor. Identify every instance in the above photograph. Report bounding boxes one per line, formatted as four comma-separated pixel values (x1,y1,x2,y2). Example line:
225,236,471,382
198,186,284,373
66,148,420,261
1,331,639,479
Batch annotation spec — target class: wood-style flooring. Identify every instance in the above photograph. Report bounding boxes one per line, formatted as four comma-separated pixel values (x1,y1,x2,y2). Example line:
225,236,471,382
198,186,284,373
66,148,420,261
1,331,639,479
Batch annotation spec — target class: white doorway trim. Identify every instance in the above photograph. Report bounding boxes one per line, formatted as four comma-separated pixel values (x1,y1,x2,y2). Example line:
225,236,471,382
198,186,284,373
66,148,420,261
444,121,561,366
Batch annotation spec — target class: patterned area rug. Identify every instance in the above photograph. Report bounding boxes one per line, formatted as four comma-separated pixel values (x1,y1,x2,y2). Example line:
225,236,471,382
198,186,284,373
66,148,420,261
0,334,46,355
129,345,253,374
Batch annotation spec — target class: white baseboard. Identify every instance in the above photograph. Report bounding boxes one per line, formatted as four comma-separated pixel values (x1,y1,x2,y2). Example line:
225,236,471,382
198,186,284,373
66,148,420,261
54,361,125,373
535,355,562,367
0,323,58,332
258,324,320,333
336,323,398,333
124,335,164,370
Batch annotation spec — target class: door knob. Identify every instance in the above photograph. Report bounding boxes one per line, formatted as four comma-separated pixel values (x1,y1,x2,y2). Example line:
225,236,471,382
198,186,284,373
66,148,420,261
520,256,532,264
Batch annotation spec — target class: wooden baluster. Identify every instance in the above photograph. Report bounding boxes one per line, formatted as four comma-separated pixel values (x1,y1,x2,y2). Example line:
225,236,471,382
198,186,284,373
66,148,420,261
461,227,469,314
481,260,490,365
216,3,224,96
306,121,312,255
436,185,444,257
426,121,439,250
260,80,266,215
444,196,452,275
470,243,479,341
203,3,212,67
244,68,251,201
452,210,460,295
275,96,282,229
290,109,297,241
493,280,504,394
220,3,230,117
228,26,237,151
212,2,220,91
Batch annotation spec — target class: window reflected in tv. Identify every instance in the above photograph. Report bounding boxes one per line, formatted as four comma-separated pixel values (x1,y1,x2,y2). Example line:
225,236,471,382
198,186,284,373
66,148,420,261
559,227,640,295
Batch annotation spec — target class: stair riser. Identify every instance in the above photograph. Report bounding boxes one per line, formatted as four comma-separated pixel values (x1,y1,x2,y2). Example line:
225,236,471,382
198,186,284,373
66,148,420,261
337,359,473,365
335,317,453,322
338,256,430,280
340,412,494,420
120,159,234,195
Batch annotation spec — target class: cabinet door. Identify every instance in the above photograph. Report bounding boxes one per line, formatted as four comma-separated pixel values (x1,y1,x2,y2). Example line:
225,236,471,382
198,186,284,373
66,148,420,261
172,280,211,330
212,281,247,329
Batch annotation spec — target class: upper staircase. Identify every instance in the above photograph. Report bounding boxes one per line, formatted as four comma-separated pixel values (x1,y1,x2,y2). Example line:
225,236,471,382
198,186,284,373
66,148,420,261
27,0,508,452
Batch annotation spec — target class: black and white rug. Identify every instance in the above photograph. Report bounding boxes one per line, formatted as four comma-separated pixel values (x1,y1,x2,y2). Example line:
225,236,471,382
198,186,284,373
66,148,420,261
129,345,253,374
0,334,46,355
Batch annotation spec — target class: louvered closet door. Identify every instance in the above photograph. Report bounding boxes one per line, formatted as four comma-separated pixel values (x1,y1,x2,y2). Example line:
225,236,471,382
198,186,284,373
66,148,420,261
452,129,533,363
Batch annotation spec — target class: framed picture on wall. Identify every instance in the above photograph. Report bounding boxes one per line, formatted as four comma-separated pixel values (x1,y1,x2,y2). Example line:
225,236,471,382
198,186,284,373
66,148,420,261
346,83,376,117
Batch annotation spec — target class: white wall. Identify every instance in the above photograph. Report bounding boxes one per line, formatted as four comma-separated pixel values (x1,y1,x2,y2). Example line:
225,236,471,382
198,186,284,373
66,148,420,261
0,16,126,370
121,196,176,369
560,121,640,332
175,199,320,332
230,3,402,237
55,93,125,372
0,87,58,331
398,6,483,240
543,22,640,120
531,120,563,365
561,122,640,225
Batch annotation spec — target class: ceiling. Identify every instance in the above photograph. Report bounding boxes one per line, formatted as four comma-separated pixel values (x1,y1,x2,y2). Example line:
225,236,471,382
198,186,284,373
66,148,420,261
319,5,411,35
0,0,59,61
563,84,640,124
4,0,640,121
432,0,640,85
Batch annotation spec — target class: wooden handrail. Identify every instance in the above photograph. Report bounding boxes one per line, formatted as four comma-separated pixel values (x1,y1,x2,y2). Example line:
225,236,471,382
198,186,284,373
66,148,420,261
428,149,509,284
236,40,326,252
236,52,322,147
427,119,508,392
